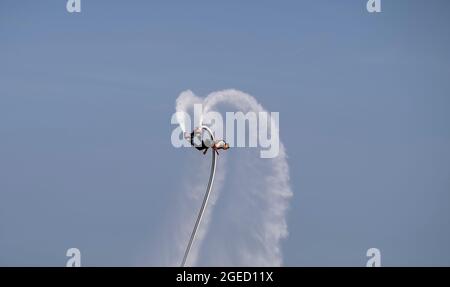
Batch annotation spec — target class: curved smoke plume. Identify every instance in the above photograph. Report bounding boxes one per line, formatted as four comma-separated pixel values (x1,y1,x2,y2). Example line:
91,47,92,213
171,89,292,266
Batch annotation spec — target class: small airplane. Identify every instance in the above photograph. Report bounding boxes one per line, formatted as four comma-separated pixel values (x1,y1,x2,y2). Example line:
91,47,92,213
184,127,230,155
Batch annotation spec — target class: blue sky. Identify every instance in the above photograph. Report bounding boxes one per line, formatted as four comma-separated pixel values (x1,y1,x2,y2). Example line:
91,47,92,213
1,0,449,266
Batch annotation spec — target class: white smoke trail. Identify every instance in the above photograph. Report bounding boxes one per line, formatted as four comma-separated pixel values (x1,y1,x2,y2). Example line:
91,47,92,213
173,89,292,266
175,90,202,133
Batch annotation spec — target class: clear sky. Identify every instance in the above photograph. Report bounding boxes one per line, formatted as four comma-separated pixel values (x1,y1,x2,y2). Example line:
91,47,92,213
1,0,449,266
